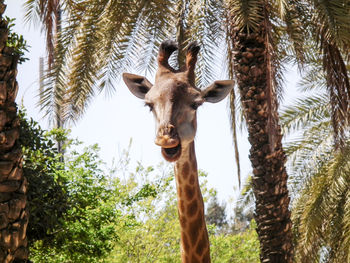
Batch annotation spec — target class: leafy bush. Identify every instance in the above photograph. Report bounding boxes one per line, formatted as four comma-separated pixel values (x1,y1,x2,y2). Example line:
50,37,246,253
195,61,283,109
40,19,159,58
5,17,29,63
19,110,69,246
20,111,160,262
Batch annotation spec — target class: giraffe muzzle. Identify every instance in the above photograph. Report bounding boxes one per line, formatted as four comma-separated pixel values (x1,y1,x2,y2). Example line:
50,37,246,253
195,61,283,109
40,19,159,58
154,135,179,148
155,125,182,162
155,124,179,147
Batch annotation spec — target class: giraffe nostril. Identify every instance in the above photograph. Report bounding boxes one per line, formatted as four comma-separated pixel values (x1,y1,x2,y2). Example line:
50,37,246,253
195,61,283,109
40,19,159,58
159,124,177,137
157,124,178,139
155,124,179,148
168,124,176,136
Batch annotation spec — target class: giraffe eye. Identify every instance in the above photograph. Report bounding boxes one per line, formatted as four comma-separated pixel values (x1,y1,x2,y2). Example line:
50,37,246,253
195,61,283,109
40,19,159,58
190,102,201,110
145,102,154,111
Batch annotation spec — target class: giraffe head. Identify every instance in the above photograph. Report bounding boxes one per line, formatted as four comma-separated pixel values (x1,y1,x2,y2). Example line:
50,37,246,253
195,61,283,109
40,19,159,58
123,40,234,162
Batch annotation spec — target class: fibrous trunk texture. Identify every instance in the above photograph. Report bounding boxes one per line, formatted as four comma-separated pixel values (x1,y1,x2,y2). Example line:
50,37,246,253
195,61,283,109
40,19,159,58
230,26,293,262
0,2,29,262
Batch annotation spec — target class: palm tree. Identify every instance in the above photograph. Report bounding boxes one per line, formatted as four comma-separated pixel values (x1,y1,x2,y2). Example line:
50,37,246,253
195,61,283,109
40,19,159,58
293,146,350,263
226,1,300,261
0,2,29,262
226,0,350,262
282,94,350,263
24,0,68,162
280,51,350,262
26,0,350,261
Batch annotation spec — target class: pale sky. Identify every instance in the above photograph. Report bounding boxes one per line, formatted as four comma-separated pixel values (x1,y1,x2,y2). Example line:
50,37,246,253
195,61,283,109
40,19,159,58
6,0,300,213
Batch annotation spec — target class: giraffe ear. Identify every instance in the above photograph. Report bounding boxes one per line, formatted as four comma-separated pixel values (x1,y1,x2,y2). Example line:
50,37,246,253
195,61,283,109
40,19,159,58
123,73,153,99
202,80,234,103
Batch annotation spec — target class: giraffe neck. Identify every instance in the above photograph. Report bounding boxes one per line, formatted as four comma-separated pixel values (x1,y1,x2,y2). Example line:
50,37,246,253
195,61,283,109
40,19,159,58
174,141,210,263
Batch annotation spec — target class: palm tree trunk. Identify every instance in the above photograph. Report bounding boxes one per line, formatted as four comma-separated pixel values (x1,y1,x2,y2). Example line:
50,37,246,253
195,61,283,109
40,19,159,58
230,23,293,263
0,2,28,262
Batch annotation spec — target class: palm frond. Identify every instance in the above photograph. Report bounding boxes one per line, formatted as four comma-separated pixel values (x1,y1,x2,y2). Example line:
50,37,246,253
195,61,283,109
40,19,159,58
185,0,226,88
282,81,350,262
23,0,41,26
281,0,309,65
280,93,335,196
292,145,350,263
280,93,330,135
63,0,109,122
39,60,68,126
24,0,62,68
341,191,350,262
224,12,241,188
322,42,350,148
301,0,350,148
229,89,241,188
38,2,75,125
285,125,333,196
297,66,326,92
95,0,156,94
236,175,255,215
40,0,231,122
134,0,174,75
309,0,350,48
227,0,263,32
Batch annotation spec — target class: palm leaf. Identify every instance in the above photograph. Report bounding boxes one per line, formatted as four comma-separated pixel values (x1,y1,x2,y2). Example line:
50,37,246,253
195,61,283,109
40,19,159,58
292,145,350,263
227,0,263,32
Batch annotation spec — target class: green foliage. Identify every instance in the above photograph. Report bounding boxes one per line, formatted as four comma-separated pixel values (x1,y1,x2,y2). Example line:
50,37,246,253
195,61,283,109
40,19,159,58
31,144,121,263
5,17,29,64
19,110,69,245
21,111,259,262
19,111,157,262
109,165,181,263
107,165,259,263
108,176,259,263
210,221,260,263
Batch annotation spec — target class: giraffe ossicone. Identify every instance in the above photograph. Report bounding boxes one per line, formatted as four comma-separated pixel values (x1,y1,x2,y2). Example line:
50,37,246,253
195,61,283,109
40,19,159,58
123,40,234,263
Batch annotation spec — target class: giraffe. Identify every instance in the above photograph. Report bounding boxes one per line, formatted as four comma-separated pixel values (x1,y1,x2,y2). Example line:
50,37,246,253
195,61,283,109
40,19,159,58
123,40,234,263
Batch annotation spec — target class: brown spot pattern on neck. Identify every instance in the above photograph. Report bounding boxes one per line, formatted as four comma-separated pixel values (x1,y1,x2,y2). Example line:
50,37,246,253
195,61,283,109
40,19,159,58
175,142,211,262
182,162,190,179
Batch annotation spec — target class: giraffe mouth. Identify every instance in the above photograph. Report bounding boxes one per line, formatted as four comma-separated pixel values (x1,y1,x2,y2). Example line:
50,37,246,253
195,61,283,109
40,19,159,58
161,142,182,162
